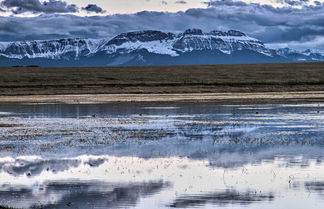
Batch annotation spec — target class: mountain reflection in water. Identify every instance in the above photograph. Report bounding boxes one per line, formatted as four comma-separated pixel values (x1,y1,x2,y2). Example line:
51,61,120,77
0,103,323,209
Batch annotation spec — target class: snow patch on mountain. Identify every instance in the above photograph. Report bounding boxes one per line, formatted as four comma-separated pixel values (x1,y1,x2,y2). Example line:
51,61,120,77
104,40,178,56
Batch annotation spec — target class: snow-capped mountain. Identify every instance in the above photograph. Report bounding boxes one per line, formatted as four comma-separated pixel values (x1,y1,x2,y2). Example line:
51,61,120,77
103,29,274,57
0,29,323,66
276,47,324,62
0,38,107,59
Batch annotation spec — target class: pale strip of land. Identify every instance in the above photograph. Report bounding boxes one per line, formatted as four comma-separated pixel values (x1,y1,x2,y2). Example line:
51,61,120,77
0,92,323,104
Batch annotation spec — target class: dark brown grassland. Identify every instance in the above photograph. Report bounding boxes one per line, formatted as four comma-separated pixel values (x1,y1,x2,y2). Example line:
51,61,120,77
0,62,323,96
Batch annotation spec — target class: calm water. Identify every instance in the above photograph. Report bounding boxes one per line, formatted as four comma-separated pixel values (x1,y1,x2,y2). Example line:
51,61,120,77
0,103,324,209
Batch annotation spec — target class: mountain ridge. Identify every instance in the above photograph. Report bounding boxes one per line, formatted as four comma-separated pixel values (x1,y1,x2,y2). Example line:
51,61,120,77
0,29,323,66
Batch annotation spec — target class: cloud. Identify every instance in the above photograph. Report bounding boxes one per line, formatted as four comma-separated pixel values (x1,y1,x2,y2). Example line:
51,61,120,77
0,0,324,50
203,0,324,43
0,181,167,209
175,0,187,4
279,0,309,6
267,35,324,51
0,0,78,14
82,4,105,14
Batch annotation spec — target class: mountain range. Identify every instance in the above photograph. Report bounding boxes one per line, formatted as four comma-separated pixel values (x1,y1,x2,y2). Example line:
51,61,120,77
0,29,323,66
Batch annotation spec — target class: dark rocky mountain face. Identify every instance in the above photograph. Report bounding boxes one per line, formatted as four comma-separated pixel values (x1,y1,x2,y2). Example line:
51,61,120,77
107,30,175,46
0,29,323,66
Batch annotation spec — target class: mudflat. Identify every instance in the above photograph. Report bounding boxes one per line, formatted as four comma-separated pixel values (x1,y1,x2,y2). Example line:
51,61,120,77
0,92,323,104
0,62,323,103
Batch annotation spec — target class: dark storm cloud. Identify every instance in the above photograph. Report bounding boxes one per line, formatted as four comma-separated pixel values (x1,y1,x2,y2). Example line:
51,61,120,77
82,4,105,14
203,0,324,44
175,0,187,4
278,0,309,6
0,0,78,14
0,0,324,49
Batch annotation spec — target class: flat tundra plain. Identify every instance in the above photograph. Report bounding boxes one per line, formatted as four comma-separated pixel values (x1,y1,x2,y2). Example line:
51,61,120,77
0,63,324,103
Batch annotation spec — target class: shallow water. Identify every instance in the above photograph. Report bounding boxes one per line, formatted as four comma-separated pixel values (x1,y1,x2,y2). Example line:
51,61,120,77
0,103,324,209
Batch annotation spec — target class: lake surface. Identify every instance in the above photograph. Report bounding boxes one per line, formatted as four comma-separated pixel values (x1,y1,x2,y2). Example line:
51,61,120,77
0,103,324,209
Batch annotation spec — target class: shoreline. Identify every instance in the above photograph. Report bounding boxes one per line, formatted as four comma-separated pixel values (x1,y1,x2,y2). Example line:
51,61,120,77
0,92,323,105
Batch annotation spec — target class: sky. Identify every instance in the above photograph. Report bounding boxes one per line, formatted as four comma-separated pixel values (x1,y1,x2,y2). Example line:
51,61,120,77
0,0,324,51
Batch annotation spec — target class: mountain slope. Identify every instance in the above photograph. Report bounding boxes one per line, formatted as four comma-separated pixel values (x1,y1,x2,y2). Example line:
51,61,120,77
0,29,322,66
